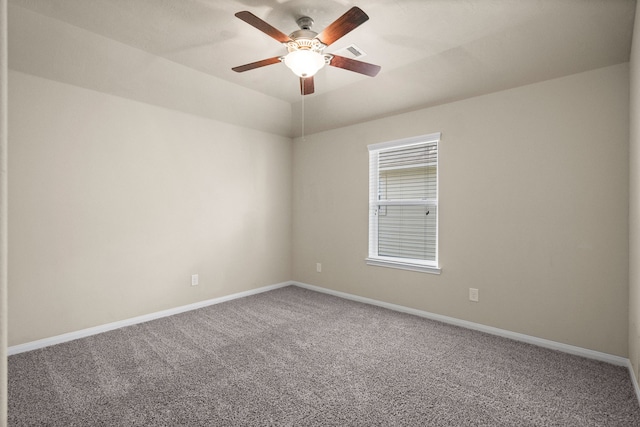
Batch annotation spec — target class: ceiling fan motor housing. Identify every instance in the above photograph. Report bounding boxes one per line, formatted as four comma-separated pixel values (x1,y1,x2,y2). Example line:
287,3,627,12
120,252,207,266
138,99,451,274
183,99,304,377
287,30,325,52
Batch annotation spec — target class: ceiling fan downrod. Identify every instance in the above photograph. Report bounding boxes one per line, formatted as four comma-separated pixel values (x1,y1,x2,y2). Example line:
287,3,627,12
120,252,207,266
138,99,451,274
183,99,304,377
296,16,314,31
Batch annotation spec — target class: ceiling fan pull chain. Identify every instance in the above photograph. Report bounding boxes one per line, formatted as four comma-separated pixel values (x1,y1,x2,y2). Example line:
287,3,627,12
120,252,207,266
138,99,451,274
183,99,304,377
301,86,305,141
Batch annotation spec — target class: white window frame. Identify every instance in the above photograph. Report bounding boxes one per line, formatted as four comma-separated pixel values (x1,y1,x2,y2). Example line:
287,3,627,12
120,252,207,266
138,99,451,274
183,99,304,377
366,133,441,274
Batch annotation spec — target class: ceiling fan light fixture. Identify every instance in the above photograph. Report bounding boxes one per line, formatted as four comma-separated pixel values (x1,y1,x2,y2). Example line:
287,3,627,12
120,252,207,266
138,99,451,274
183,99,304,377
283,49,326,78
233,7,380,95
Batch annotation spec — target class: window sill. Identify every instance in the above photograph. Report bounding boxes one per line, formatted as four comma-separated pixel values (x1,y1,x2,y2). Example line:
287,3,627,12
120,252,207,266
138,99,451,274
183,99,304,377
365,257,441,275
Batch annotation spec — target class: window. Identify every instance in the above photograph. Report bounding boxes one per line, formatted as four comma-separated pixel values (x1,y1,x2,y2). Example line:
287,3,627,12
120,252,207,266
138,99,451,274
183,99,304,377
367,133,440,274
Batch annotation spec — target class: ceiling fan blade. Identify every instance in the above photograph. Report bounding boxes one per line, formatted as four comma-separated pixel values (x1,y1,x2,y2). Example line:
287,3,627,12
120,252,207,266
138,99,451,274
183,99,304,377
235,11,292,44
300,77,315,95
316,7,369,47
329,55,381,77
232,56,282,73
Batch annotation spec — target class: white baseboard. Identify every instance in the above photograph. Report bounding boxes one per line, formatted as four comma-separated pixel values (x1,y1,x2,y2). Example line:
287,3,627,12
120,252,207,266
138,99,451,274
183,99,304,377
291,281,629,367
7,281,291,356
629,361,640,406
293,282,640,405
9,279,640,405
12,279,629,366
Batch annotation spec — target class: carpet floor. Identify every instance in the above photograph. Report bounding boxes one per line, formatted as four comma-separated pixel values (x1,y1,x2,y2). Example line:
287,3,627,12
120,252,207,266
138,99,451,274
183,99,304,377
8,285,640,426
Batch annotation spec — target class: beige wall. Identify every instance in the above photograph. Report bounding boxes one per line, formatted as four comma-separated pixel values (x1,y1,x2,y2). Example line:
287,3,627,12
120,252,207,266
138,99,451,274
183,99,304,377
1,0,7,423
293,63,630,357
8,71,292,346
630,2,640,384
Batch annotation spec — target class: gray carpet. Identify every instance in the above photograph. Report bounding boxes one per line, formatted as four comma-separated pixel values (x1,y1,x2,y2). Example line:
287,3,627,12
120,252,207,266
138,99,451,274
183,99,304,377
8,285,640,426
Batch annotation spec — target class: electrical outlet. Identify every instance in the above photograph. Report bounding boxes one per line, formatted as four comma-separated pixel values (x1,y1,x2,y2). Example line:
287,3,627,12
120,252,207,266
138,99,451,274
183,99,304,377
316,263,322,273
469,288,479,302
191,274,199,286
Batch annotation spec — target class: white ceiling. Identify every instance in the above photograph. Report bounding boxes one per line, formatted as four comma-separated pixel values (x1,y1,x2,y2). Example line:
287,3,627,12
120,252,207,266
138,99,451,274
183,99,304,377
7,0,637,136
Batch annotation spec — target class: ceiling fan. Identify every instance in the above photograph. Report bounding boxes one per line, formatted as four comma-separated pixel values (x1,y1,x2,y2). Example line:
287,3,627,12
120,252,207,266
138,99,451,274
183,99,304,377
232,7,381,95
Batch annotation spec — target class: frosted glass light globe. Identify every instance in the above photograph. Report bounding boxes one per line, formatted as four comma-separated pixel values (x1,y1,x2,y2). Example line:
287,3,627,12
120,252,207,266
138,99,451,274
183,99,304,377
284,50,326,78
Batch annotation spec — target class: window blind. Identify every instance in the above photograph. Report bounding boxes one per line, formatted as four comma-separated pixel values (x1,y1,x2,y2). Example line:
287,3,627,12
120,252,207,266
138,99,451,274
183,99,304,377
368,133,439,270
